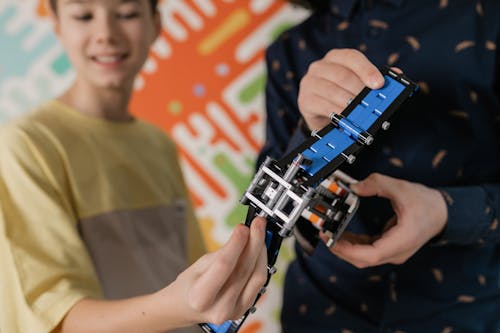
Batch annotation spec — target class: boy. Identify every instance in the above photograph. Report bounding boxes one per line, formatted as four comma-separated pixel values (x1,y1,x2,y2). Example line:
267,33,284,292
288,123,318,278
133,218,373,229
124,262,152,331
0,0,267,332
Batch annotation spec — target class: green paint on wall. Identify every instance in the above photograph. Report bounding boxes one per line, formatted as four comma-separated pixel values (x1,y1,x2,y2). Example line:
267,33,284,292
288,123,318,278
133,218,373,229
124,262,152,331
238,74,266,104
271,22,296,40
51,53,71,75
213,153,253,227
214,153,251,193
244,155,255,169
168,100,183,115
226,204,248,227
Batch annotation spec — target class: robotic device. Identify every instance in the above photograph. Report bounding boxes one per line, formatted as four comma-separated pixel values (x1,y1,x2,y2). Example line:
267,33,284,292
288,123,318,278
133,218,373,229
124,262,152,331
200,68,418,333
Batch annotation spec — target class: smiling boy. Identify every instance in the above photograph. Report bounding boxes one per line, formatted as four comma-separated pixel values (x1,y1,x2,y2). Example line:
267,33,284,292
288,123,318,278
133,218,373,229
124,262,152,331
0,1,267,332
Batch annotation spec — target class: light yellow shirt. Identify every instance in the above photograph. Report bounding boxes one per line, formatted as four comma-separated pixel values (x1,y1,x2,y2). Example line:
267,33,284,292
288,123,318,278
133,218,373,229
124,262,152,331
0,100,205,333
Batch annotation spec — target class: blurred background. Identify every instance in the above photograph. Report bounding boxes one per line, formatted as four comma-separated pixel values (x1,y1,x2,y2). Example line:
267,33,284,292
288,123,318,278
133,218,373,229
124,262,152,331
0,0,309,331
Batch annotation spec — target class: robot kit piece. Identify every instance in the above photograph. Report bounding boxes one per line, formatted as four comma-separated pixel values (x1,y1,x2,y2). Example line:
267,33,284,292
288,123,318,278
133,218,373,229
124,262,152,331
200,67,418,333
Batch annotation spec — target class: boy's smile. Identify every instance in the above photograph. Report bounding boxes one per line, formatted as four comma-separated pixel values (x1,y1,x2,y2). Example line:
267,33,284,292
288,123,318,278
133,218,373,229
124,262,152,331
91,53,129,68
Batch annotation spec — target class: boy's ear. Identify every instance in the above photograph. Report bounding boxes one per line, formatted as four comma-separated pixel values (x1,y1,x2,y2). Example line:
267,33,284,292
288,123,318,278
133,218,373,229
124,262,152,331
153,10,162,41
47,3,61,37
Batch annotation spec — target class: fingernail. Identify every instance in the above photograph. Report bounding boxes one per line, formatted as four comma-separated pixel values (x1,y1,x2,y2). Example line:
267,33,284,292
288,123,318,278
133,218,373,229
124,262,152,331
369,74,384,89
260,219,267,232
254,217,264,231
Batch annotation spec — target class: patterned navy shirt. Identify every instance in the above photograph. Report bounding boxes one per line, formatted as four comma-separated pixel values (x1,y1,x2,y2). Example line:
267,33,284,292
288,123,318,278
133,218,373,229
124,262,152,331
259,0,500,332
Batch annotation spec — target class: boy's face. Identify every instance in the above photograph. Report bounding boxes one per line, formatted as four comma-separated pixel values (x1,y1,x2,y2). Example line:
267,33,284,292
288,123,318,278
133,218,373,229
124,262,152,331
52,0,160,90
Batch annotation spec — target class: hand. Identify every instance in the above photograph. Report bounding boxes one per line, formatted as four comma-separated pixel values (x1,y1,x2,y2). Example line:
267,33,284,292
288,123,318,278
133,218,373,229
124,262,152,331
162,217,268,326
297,49,385,131
323,173,448,269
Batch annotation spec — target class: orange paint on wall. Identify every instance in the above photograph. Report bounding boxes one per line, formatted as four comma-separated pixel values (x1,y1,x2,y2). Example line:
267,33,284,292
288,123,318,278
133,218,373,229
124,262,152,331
37,0,49,17
180,146,228,200
240,321,263,333
131,1,286,207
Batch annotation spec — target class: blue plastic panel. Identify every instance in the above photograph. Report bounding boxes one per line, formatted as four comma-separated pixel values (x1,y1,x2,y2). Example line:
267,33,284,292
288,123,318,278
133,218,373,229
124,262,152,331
348,75,404,129
205,322,233,333
299,75,405,178
301,129,354,176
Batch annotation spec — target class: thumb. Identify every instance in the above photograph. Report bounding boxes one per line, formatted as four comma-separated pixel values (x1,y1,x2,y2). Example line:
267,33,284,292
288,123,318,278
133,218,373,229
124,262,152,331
350,173,399,200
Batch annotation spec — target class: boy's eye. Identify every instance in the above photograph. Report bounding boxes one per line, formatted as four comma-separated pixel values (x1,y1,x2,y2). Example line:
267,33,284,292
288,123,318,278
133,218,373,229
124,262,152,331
117,12,139,19
73,13,92,21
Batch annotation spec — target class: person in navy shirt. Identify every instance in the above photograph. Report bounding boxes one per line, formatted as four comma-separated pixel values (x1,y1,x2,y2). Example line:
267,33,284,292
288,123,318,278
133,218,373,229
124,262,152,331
259,0,500,332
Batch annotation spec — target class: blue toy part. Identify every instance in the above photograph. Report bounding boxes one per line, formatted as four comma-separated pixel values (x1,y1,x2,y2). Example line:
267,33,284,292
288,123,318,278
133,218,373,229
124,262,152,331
299,74,405,178
301,128,353,177
201,321,236,333
346,75,405,130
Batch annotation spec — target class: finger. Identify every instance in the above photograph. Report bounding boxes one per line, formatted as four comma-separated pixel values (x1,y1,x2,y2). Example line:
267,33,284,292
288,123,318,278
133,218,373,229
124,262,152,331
301,75,357,111
298,92,339,130
320,231,374,246
323,49,384,89
189,224,249,310
327,238,358,263
299,77,342,114
235,241,268,316
188,251,215,273
322,232,367,264
331,224,411,268
306,60,365,96
382,215,397,233
216,218,267,306
351,173,402,201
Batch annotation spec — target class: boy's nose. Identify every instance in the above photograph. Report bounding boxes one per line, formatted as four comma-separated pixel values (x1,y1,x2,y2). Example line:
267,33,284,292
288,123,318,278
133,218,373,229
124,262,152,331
95,16,120,44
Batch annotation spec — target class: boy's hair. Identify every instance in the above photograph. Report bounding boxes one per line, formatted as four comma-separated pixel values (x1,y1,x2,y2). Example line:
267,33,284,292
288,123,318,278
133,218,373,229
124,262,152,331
49,0,159,14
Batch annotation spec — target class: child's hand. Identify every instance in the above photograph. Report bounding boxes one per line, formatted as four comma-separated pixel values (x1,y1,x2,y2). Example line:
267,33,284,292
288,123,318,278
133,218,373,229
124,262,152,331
322,173,448,268
297,48,385,131
162,217,268,326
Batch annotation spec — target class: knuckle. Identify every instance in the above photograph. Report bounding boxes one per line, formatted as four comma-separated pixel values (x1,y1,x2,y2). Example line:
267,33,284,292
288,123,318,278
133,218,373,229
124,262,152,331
365,254,381,266
196,253,212,266
213,254,232,272
308,60,322,73
392,257,407,265
299,75,310,89
348,49,362,59
189,297,207,312
325,48,342,59
299,77,313,93
298,83,308,99
334,48,359,59
297,93,312,110
353,261,367,269
238,266,253,280
188,289,210,312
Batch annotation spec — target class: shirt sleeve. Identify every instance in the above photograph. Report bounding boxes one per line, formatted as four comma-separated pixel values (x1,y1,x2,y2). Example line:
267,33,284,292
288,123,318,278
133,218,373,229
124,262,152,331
435,185,500,246
0,125,101,333
435,40,500,246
